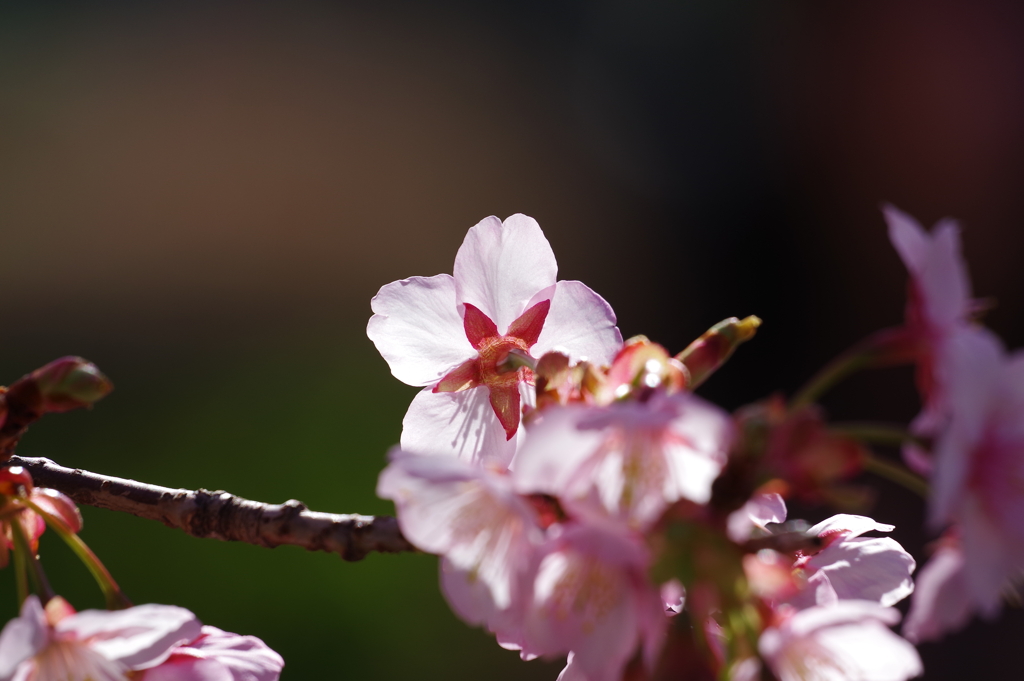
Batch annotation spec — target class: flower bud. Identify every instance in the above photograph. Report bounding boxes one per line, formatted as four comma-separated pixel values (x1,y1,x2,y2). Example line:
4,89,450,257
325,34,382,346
27,356,113,413
676,316,761,389
0,465,33,496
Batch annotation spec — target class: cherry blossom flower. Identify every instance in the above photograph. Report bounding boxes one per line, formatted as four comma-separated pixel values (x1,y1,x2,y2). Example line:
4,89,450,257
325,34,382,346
793,515,916,609
0,595,201,681
513,393,732,529
137,626,284,681
885,205,974,462
759,600,922,681
519,522,665,681
377,449,543,641
906,327,1024,636
368,214,621,467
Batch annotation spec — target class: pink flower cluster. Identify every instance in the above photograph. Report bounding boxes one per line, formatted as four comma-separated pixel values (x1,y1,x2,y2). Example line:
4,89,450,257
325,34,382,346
369,214,931,680
885,206,1024,642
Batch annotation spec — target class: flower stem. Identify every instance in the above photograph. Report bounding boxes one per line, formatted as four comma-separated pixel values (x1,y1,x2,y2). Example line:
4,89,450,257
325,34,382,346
12,530,29,607
24,499,132,609
9,517,55,603
862,453,929,499
830,423,928,449
790,346,875,410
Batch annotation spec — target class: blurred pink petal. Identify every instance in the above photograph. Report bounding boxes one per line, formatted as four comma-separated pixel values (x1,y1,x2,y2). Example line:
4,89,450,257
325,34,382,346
138,626,283,681
760,600,922,681
521,523,664,681
727,492,787,543
378,450,542,636
514,394,731,529
903,542,972,643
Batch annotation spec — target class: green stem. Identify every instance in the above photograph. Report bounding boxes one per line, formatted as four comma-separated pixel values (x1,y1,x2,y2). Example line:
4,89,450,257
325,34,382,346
24,499,131,610
791,346,875,410
9,517,55,603
11,529,29,607
862,453,929,499
830,423,928,449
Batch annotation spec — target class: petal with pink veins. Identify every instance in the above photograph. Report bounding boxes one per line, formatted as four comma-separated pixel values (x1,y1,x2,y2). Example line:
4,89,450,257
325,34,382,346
368,274,476,387
401,387,520,468
453,215,558,333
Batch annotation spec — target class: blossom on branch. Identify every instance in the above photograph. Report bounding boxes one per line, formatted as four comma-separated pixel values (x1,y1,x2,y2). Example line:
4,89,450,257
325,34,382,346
368,214,621,467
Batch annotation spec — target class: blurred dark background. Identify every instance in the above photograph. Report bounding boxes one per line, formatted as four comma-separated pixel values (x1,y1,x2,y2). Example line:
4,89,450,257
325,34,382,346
3,1,1024,678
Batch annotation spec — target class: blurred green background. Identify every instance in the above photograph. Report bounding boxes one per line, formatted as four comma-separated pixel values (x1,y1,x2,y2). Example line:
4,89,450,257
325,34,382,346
4,1,1024,678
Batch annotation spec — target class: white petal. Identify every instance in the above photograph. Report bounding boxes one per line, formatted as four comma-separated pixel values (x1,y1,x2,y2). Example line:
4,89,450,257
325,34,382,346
727,493,787,543
368,274,476,387
453,214,558,333
400,387,519,468
533,280,621,366
60,604,202,669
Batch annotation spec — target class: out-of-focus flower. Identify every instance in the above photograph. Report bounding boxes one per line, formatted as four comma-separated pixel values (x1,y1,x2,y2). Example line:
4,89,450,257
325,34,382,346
367,214,620,467
906,327,1024,637
726,492,787,543
137,626,284,681
885,205,974,460
792,515,915,609
377,449,543,641
759,601,922,681
0,595,201,681
902,539,971,643
520,522,665,681
0,466,82,568
513,394,732,530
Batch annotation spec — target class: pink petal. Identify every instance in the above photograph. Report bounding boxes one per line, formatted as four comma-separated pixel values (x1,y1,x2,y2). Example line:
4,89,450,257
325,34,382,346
929,327,1004,528
884,204,929,274
453,214,558,333
61,604,202,670
378,452,540,633
806,537,916,607
141,627,283,681
727,493,787,543
141,658,233,681
903,544,972,643
368,274,476,387
807,514,895,540
761,601,921,681
401,387,519,468
0,596,48,679
532,281,621,366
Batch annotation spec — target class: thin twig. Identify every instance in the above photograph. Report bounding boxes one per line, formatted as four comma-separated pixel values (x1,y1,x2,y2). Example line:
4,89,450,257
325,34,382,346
7,456,415,561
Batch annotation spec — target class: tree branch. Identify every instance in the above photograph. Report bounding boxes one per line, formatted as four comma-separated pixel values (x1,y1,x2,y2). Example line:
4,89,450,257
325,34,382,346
7,456,416,561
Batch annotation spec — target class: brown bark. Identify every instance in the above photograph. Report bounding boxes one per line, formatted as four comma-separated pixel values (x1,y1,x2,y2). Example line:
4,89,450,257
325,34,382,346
8,455,415,561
